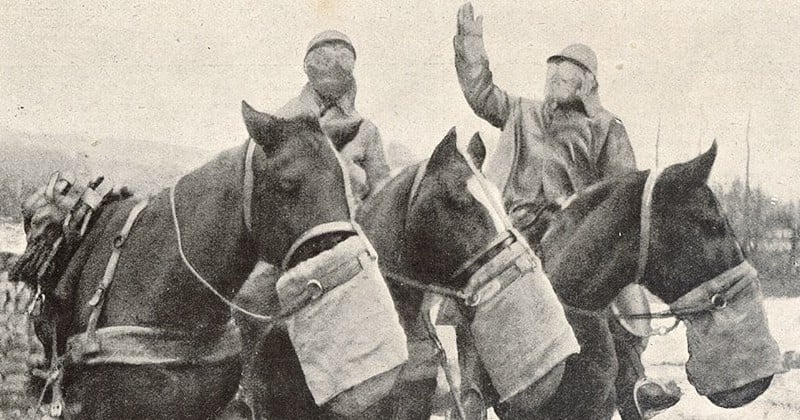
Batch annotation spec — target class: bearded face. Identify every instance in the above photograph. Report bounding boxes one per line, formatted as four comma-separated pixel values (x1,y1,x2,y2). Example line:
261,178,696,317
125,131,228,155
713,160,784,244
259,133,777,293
543,60,587,104
543,60,597,128
304,42,356,102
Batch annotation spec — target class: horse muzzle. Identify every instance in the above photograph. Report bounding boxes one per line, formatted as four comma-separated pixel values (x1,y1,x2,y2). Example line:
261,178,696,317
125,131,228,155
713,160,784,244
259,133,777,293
670,261,785,402
275,227,408,416
464,235,579,402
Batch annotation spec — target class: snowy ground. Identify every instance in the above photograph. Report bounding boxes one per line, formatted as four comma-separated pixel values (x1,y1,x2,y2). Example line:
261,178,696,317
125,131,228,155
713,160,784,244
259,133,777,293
0,222,26,255
432,296,800,420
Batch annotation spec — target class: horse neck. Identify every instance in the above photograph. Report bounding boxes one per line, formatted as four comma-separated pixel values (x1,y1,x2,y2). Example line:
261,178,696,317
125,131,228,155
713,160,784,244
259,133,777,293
148,144,257,330
357,164,425,326
540,172,646,311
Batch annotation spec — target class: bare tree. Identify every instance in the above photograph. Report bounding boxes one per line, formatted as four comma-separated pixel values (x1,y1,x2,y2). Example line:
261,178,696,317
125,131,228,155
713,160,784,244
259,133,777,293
744,111,753,253
655,116,661,169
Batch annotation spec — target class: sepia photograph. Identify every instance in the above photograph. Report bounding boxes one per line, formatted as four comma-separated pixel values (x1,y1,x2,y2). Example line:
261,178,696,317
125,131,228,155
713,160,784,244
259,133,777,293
1,1,799,419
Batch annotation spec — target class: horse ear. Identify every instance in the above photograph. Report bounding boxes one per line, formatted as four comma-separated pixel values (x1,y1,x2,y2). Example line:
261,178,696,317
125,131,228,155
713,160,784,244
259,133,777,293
467,132,486,169
427,127,458,171
242,101,280,151
662,140,718,186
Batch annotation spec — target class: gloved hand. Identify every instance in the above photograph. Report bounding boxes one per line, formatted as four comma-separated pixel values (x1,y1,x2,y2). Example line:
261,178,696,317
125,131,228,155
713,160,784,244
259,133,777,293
454,2,489,65
457,2,483,37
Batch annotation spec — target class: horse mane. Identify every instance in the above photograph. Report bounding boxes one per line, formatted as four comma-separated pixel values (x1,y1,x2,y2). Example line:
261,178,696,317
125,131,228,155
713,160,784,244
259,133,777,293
356,162,424,325
356,162,420,269
534,170,647,309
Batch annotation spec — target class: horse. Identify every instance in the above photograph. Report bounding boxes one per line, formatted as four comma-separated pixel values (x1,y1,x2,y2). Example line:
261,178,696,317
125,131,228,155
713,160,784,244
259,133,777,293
235,127,580,419
14,101,372,419
475,142,784,419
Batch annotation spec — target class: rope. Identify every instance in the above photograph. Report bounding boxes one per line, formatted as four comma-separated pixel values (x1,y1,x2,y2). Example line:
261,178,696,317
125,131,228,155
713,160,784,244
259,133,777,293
382,269,470,302
169,181,276,322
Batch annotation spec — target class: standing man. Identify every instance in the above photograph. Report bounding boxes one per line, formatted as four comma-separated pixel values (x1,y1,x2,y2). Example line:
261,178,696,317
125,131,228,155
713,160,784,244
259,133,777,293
453,3,679,419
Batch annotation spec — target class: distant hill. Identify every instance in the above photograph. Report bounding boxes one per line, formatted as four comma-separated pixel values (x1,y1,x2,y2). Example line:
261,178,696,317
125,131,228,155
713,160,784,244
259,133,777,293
0,131,429,221
0,128,218,220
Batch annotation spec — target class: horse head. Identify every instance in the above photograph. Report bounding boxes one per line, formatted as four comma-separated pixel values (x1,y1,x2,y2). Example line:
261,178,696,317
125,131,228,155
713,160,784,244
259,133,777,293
641,143,783,408
242,101,354,268
403,128,510,289
237,103,407,419
535,143,783,410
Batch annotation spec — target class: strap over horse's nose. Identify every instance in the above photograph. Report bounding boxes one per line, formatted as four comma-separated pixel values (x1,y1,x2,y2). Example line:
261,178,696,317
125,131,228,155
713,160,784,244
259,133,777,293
241,136,358,239
281,221,359,270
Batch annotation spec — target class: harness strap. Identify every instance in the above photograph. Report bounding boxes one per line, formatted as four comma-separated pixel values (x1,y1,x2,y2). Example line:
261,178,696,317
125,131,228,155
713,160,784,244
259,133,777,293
421,295,468,420
281,221,358,270
669,260,756,315
450,231,515,287
242,139,256,232
383,238,531,307
68,323,241,366
634,168,661,284
384,270,471,301
30,314,65,419
613,260,757,337
83,198,149,353
407,160,429,217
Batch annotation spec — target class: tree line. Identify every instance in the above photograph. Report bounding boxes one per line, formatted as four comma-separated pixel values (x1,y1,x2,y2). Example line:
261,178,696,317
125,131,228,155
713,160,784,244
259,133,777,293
713,178,800,296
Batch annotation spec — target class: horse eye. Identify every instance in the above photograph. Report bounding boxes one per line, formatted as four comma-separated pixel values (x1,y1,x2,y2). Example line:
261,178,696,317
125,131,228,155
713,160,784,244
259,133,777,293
276,178,301,194
702,218,726,233
448,191,473,209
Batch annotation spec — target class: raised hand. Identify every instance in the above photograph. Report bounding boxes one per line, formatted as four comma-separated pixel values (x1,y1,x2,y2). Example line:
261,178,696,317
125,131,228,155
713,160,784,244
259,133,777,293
457,2,483,37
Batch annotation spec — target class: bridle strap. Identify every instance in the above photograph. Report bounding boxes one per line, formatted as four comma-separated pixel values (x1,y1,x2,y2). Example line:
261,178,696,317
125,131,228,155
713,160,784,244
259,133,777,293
396,156,525,305
281,221,358,270
170,138,361,322
450,230,515,286
407,160,429,217
242,139,256,232
616,169,757,336
634,168,661,284
383,269,472,301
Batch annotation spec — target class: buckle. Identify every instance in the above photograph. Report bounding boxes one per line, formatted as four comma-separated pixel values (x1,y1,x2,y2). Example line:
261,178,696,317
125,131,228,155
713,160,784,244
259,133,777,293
306,279,324,301
710,293,727,310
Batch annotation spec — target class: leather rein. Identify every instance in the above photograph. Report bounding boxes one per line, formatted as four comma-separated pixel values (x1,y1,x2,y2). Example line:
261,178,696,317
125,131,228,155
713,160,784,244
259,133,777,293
171,138,358,322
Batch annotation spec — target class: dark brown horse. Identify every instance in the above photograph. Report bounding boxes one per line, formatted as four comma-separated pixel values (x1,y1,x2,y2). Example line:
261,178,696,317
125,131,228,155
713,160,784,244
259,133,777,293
235,128,578,419
483,143,784,419
17,102,366,419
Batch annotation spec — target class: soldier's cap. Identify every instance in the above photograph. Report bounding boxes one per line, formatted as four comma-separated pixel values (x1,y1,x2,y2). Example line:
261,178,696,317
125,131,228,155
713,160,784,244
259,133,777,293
305,30,356,60
547,43,598,77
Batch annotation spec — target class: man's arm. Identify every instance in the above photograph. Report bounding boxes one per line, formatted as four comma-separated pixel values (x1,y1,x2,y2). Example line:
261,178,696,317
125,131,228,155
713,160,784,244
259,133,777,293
358,120,391,196
454,2,516,129
597,118,638,178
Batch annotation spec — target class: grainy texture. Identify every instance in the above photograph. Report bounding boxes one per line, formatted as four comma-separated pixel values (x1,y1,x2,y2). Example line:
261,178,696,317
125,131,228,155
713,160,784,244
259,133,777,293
0,273,44,419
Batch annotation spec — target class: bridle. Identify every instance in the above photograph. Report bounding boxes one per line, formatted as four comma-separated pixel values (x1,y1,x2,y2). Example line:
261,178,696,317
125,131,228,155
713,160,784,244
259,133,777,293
171,138,361,322
383,159,528,308
613,168,752,336
381,157,532,420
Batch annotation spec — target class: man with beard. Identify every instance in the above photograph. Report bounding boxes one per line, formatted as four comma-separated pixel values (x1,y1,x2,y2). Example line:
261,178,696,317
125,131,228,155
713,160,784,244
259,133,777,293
453,3,680,419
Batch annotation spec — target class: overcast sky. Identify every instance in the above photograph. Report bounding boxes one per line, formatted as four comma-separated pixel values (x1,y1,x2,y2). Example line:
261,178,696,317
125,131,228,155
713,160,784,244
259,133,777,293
3,0,799,200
